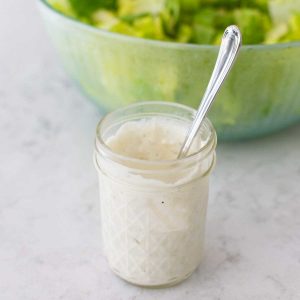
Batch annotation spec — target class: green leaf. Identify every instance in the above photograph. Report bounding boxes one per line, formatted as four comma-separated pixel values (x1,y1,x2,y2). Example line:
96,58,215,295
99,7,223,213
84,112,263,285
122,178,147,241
69,0,117,17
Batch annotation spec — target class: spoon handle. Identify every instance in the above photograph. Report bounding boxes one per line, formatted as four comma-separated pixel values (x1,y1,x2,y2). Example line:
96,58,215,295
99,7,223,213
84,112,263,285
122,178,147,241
177,25,242,159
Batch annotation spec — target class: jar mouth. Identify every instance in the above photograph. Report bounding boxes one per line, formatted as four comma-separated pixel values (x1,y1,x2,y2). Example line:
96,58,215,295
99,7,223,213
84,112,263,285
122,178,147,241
95,101,217,168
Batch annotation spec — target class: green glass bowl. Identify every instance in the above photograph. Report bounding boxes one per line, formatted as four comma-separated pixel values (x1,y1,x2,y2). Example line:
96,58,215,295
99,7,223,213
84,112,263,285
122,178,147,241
38,0,300,140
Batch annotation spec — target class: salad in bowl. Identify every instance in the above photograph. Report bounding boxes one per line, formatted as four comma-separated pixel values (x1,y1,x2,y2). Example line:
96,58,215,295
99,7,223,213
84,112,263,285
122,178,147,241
39,0,300,140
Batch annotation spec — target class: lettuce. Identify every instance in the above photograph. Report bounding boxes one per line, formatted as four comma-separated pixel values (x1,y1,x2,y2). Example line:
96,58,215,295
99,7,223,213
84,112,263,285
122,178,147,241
48,0,300,45
69,0,116,17
233,8,271,44
286,13,300,41
48,0,76,17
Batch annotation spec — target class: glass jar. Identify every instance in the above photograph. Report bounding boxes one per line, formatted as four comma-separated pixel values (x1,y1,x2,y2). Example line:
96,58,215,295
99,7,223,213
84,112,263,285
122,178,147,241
94,101,217,288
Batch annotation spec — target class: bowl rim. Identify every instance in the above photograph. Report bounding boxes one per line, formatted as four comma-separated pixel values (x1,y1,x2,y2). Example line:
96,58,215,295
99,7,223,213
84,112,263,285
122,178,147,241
38,0,300,50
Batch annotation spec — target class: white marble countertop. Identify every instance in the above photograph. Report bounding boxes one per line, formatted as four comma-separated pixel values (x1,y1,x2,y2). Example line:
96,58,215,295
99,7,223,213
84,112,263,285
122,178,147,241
1,1,300,299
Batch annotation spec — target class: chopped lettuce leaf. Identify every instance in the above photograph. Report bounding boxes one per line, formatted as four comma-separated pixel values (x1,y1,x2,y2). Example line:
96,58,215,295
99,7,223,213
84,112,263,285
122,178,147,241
109,21,141,36
69,0,116,17
265,22,289,43
133,15,166,40
160,0,180,35
234,8,271,44
179,0,199,12
192,24,216,44
193,8,216,27
176,24,192,42
286,13,300,40
118,0,168,16
48,0,76,17
92,9,119,28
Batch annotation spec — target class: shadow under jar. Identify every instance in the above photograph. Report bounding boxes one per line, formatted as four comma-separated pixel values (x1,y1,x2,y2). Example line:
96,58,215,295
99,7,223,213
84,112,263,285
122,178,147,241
94,101,217,287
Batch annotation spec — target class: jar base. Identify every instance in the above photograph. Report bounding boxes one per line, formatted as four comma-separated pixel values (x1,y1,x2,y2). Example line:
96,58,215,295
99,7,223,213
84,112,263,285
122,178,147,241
111,268,195,288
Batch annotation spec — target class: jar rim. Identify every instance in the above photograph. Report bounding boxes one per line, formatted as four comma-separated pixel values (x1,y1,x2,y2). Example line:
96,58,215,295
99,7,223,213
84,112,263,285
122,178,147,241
95,101,217,168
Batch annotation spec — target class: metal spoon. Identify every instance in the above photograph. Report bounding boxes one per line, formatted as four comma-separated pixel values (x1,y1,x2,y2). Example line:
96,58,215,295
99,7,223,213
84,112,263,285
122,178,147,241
177,25,242,159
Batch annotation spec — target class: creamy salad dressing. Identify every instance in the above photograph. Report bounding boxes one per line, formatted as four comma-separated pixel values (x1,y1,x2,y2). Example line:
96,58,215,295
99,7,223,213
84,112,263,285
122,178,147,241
95,116,215,287
106,117,201,161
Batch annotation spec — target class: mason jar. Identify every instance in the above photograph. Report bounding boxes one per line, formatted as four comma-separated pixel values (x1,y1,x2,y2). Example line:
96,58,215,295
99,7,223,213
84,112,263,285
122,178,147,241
94,101,217,288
